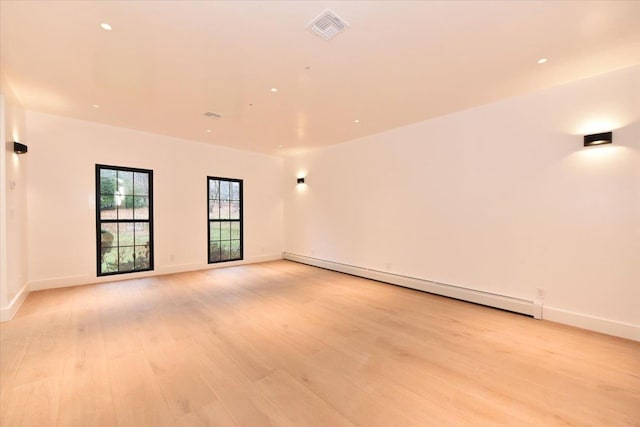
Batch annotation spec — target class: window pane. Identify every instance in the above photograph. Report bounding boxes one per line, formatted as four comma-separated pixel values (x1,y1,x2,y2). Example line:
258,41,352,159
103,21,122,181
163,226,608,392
220,181,230,200
230,201,240,219
118,223,135,246
134,223,150,246
133,172,149,196
100,225,118,272
100,168,117,217
117,171,134,196
209,180,220,200
133,196,149,219
134,246,150,269
117,196,134,219
100,224,118,247
100,196,117,219
209,221,220,241
101,246,118,271
220,241,231,261
230,221,240,240
209,241,221,262
220,222,231,240
115,172,133,219
101,255,118,274
230,239,241,259
219,201,230,219
209,200,220,219
230,182,240,201
100,169,116,195
118,247,135,272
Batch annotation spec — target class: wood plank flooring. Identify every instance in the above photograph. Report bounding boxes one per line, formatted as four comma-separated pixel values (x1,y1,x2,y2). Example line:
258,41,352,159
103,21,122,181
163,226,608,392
1,260,639,426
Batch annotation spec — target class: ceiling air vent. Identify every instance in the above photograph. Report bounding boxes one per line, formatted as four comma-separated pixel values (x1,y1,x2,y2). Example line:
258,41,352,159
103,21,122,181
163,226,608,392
308,9,349,40
204,111,221,118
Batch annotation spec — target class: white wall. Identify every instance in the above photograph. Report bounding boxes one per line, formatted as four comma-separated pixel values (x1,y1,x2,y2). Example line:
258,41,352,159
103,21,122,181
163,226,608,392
284,65,640,340
0,78,29,321
26,111,283,290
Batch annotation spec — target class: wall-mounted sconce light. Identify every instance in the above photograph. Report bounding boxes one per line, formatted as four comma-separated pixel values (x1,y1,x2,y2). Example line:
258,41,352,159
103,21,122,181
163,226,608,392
297,177,305,184
14,142,28,154
584,132,612,147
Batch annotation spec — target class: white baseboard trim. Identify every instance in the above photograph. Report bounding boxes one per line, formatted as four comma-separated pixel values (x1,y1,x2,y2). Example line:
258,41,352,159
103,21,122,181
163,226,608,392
283,253,534,316
543,307,640,342
29,274,89,291
154,254,284,276
0,283,29,322
28,253,283,291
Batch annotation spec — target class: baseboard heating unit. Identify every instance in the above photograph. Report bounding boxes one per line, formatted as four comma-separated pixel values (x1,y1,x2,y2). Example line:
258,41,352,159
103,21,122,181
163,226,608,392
283,253,535,317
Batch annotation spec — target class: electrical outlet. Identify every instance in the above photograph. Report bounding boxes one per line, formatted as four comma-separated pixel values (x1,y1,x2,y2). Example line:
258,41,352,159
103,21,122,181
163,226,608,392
536,288,544,299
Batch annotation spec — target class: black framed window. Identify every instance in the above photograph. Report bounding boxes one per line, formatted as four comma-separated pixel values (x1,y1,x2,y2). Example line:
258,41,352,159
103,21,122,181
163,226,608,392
208,176,243,263
96,164,154,276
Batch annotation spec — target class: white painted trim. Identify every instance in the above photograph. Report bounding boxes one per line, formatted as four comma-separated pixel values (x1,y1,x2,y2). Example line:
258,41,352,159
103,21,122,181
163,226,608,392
0,95,8,310
284,253,534,316
28,253,283,291
0,282,29,322
543,306,640,342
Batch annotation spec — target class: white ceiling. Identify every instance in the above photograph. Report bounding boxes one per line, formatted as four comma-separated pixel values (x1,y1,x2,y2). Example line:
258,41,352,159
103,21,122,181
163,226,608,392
1,1,639,156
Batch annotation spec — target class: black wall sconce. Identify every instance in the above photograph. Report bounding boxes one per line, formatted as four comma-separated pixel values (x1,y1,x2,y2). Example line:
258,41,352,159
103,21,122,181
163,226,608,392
297,177,305,184
584,132,612,147
13,141,28,154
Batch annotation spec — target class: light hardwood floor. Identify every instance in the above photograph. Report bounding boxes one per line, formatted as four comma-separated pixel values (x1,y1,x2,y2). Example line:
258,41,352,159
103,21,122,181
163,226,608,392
1,260,639,426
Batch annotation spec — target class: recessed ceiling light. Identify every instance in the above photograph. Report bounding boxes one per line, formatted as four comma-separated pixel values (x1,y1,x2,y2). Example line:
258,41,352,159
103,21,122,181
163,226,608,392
206,129,212,133
354,119,360,124
93,104,100,108
270,88,278,93
278,145,284,148
100,23,112,31
537,58,547,64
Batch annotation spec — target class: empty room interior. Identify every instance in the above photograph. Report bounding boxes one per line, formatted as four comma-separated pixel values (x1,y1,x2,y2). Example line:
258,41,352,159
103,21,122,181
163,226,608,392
1,1,639,426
